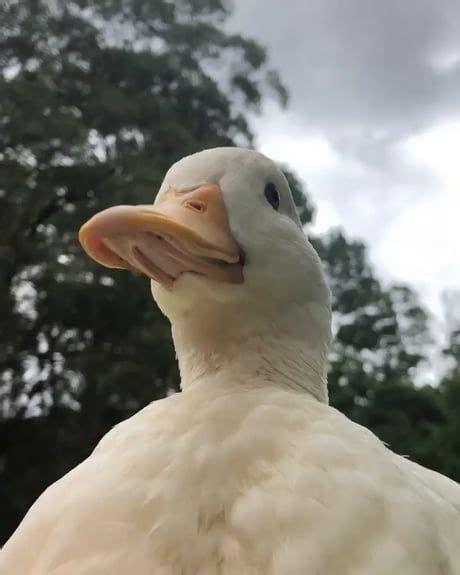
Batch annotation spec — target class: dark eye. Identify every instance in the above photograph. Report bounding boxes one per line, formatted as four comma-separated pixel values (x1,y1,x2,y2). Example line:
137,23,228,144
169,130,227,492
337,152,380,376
264,182,280,210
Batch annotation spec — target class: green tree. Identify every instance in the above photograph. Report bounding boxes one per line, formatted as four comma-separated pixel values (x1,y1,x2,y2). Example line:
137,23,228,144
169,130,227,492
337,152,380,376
312,231,444,471
282,167,315,225
430,300,460,481
0,0,286,541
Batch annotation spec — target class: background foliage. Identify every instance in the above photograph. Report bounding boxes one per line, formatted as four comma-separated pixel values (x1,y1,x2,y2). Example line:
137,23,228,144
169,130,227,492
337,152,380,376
1,0,459,543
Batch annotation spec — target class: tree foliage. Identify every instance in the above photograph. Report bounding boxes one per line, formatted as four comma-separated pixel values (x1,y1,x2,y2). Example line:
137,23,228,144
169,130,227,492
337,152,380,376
312,232,446,471
432,319,460,480
0,0,458,545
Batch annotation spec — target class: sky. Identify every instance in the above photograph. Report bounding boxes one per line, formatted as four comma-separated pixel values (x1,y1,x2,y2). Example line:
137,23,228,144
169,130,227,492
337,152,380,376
230,0,460,325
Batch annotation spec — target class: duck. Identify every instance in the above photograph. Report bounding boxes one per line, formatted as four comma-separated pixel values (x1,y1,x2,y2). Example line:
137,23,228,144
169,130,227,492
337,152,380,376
1,147,459,575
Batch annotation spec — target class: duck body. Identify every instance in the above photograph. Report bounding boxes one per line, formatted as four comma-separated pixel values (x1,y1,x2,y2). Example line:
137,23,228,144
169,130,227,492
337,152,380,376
2,147,459,574
2,378,459,575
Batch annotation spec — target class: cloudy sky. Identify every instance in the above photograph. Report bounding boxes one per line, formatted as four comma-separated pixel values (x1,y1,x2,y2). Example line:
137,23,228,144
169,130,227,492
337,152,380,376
230,0,460,322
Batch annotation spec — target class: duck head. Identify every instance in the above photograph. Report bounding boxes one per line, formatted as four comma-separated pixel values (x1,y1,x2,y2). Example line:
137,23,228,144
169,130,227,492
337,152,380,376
79,148,332,402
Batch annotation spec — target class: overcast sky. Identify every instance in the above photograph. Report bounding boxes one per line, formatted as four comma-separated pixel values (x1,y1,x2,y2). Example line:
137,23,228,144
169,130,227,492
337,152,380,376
230,0,460,323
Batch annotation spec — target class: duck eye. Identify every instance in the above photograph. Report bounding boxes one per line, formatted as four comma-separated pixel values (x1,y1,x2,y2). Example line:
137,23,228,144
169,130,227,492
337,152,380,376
264,182,280,210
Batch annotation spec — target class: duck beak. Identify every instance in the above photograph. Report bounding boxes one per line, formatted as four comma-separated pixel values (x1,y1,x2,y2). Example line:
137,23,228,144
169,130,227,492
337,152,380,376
78,183,244,290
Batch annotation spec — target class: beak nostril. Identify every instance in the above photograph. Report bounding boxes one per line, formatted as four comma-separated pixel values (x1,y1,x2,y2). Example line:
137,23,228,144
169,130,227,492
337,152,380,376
185,200,207,213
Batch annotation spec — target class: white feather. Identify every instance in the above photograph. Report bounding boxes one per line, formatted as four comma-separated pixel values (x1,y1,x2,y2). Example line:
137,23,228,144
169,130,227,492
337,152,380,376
2,148,459,575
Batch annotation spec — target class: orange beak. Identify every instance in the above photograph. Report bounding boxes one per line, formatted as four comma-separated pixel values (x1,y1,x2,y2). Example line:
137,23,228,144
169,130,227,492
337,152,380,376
78,183,244,290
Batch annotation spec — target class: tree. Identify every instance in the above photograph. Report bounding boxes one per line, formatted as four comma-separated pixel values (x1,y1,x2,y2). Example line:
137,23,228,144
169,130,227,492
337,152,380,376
0,0,286,541
429,296,460,481
312,231,445,471
282,167,315,225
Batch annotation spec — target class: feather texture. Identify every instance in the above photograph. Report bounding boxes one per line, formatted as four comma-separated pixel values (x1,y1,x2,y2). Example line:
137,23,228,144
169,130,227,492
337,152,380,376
2,148,459,574
2,383,459,574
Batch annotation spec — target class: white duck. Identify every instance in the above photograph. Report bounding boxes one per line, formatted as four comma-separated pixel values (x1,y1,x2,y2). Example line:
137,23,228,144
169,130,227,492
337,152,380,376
1,147,459,575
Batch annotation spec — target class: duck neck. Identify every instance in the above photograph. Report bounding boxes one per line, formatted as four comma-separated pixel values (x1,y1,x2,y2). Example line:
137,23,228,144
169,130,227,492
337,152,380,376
171,301,331,403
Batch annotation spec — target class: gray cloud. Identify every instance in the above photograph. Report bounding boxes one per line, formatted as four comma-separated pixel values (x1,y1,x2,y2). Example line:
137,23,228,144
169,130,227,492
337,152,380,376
229,0,460,218
229,0,460,322
232,0,460,139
